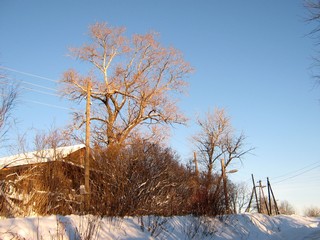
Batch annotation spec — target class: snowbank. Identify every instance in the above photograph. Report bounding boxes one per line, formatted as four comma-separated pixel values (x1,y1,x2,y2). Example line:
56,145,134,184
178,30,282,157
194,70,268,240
0,213,319,239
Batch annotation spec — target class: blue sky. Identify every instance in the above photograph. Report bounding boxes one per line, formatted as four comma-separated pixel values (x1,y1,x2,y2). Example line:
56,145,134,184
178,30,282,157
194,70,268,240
1,0,320,214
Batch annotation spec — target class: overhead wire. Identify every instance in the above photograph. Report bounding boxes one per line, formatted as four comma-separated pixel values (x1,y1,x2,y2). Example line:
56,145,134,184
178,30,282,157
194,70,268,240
6,76,57,92
242,161,320,188
22,86,60,97
0,66,75,110
24,99,74,111
271,160,320,180
1,77,60,97
272,163,320,185
0,66,59,83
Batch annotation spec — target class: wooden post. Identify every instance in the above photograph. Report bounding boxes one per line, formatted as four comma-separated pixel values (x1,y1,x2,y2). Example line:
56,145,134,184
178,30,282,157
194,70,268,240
245,187,255,212
268,178,280,215
85,80,92,207
259,180,270,215
251,174,260,213
221,159,229,213
267,177,272,215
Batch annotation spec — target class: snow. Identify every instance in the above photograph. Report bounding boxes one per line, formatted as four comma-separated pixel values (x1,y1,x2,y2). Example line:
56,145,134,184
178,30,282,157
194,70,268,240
0,213,319,239
0,144,85,168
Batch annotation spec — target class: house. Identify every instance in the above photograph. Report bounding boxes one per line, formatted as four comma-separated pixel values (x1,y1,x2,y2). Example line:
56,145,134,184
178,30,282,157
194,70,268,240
0,144,85,167
0,144,91,216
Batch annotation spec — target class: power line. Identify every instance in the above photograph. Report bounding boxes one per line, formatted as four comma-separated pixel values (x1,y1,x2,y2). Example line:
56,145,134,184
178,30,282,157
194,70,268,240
22,86,60,97
24,99,74,111
6,76,57,92
1,87,73,111
1,79,60,97
0,66,59,83
1,72,77,111
271,160,320,180
273,164,320,185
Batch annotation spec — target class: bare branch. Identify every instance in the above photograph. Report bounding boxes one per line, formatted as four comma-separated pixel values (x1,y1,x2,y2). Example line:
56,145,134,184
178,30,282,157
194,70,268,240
0,70,19,146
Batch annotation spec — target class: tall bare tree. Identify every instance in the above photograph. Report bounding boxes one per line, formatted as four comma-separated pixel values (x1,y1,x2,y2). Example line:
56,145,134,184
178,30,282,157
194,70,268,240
0,69,18,147
61,22,192,148
193,108,251,194
193,109,230,182
194,109,250,174
192,108,251,214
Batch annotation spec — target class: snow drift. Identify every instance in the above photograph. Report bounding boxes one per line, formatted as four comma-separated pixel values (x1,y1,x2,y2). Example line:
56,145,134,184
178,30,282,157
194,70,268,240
0,213,319,239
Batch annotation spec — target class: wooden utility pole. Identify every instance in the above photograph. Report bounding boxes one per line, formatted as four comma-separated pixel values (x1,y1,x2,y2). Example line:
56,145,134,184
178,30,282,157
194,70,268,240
246,176,281,215
221,158,229,213
267,177,280,215
259,180,270,215
193,152,199,179
85,80,92,207
251,174,260,213
267,177,272,215
245,188,255,212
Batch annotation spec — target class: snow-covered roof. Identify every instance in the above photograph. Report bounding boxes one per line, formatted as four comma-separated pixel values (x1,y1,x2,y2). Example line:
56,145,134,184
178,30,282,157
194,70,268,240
0,144,85,169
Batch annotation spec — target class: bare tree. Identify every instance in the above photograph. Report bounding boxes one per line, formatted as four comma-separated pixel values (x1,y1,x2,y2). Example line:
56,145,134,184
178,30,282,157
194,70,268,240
193,109,230,184
192,108,251,214
229,182,251,214
193,109,250,184
305,1,320,84
0,69,18,148
305,0,320,36
61,22,192,148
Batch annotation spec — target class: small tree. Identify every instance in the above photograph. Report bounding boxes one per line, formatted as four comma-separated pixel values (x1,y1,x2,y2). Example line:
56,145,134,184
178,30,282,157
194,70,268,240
61,22,192,148
229,182,251,214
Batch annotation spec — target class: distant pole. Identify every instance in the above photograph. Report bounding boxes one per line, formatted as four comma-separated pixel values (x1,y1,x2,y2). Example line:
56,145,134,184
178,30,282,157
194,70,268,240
221,159,229,213
85,80,92,207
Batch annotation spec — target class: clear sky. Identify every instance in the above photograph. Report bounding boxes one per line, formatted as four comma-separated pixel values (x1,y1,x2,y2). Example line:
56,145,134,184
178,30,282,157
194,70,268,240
1,0,319,214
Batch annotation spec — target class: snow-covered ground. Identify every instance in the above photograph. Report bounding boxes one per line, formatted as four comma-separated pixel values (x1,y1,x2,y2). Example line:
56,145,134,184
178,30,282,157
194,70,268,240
0,213,319,239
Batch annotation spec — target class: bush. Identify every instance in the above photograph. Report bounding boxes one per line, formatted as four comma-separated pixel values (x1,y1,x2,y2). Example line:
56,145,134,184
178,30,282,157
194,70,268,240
279,200,295,215
304,206,320,217
91,139,192,216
